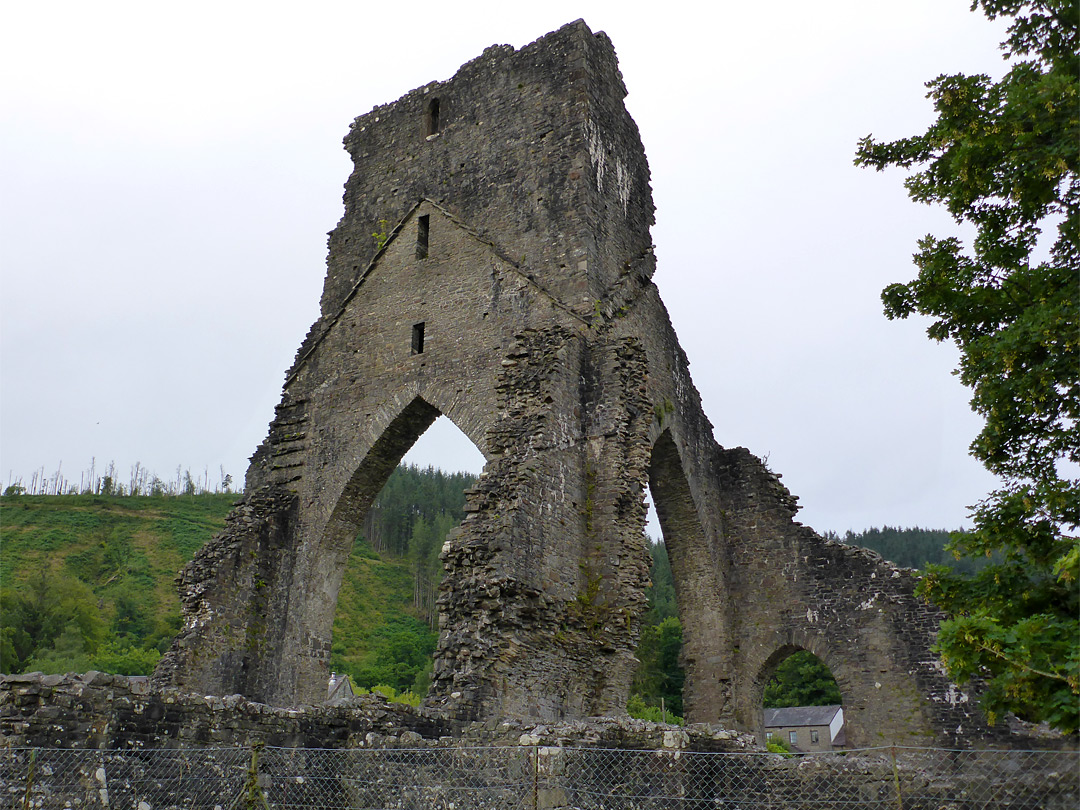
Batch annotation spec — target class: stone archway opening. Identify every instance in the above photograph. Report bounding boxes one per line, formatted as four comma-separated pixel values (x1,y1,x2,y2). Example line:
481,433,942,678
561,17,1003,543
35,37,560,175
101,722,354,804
643,429,731,724
327,412,485,700
629,491,685,722
758,645,845,751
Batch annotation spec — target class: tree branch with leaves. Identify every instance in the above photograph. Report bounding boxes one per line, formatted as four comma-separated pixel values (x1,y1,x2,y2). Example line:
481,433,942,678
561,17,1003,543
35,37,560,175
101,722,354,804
855,0,1078,733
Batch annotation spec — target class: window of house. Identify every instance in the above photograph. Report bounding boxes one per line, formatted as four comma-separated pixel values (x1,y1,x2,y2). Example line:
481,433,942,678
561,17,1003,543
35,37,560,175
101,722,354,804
412,322,425,354
789,731,798,746
811,730,820,744
766,731,774,740
416,215,429,259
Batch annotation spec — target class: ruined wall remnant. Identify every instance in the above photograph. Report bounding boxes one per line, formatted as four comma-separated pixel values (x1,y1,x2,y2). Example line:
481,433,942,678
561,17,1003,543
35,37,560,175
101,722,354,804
154,20,992,745
3,674,1076,808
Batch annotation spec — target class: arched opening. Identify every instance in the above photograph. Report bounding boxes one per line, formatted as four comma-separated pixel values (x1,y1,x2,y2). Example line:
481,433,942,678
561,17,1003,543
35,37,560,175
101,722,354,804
629,429,729,724
324,405,485,703
758,646,845,752
628,487,684,723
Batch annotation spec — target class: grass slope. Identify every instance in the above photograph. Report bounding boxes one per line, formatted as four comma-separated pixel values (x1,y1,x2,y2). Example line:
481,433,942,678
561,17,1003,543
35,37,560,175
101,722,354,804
0,494,429,687
1,494,236,639
331,536,436,693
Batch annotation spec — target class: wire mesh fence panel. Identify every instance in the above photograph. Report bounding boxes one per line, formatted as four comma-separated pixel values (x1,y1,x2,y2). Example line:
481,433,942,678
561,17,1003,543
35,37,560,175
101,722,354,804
0,748,84,810
553,747,1080,810
115,747,250,810
0,747,250,810
555,748,905,810
892,747,1080,810
258,745,536,810
0,745,1075,810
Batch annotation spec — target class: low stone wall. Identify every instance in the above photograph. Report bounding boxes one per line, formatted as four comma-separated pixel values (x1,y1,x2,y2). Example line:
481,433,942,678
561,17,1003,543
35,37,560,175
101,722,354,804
1,673,1076,809
0,671,450,750
0,671,756,753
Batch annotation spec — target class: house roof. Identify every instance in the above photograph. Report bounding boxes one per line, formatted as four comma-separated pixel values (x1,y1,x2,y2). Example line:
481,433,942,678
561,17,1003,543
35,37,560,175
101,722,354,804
763,705,842,729
327,673,355,704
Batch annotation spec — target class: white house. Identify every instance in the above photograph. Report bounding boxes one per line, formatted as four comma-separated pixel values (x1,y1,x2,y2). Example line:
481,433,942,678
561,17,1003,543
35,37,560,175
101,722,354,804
764,705,845,751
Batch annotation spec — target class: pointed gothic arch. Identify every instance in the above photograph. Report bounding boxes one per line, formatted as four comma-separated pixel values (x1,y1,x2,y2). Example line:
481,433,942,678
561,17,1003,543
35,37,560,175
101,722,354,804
322,390,490,546
271,394,489,704
646,429,731,724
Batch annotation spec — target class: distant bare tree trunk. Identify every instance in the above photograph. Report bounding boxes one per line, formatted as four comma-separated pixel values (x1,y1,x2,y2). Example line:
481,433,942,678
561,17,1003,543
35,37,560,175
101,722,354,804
363,508,382,553
412,575,438,627
130,462,145,496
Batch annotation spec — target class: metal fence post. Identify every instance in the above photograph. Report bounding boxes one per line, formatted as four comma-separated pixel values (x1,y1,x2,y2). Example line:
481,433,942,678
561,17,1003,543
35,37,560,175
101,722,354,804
890,746,903,810
19,749,36,810
531,745,539,810
241,742,270,810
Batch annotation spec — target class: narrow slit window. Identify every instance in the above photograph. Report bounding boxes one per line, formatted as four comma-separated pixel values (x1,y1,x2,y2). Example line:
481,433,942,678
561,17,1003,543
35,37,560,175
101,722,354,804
412,322,425,354
416,215,429,259
425,98,440,137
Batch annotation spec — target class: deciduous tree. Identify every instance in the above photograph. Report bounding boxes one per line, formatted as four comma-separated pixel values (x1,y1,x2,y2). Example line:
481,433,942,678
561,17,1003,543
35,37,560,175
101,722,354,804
763,651,843,709
855,0,1078,732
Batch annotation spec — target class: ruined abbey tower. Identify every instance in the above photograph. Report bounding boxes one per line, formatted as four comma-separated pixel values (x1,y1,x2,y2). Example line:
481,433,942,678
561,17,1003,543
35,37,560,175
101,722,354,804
155,21,981,747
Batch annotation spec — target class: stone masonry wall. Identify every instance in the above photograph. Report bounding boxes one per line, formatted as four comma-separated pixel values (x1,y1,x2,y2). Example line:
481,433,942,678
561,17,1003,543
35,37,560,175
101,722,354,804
309,20,653,356
152,488,298,699
158,21,664,719
153,19,1018,748
3,675,1076,810
712,447,998,748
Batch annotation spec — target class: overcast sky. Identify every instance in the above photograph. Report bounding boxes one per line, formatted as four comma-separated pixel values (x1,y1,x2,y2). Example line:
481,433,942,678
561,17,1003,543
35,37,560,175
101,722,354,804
1,0,1011,535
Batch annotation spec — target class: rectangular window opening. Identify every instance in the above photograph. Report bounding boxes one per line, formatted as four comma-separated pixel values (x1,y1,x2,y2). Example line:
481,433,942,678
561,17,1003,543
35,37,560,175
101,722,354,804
810,730,820,744
416,215,429,259
425,98,441,137
412,322,425,354
788,731,798,745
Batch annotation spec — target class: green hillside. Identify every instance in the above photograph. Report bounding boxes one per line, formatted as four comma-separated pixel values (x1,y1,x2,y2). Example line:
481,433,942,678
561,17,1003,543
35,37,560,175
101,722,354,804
331,536,437,694
0,466,473,695
330,465,476,693
1,493,236,675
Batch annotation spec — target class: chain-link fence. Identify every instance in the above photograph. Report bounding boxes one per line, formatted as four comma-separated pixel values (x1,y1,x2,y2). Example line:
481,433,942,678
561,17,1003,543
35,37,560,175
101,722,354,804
1,744,1075,809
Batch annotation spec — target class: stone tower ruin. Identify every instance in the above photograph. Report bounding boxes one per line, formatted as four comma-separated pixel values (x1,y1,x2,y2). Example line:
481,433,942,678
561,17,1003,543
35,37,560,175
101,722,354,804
155,20,983,747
